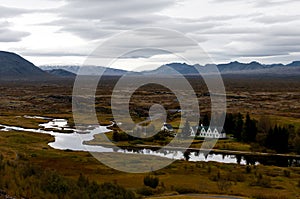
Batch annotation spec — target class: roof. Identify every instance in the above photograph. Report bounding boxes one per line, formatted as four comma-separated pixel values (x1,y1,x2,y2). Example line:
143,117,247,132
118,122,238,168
164,123,173,129
192,126,225,133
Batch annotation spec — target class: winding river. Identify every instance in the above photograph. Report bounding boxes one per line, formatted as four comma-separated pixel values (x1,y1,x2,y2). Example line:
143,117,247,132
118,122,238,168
1,116,299,167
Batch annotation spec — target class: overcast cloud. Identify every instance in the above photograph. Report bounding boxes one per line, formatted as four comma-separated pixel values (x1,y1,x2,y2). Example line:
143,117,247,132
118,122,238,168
0,0,300,67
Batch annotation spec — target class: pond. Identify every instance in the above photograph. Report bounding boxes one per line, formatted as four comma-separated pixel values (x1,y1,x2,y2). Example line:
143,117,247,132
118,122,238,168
0,116,299,167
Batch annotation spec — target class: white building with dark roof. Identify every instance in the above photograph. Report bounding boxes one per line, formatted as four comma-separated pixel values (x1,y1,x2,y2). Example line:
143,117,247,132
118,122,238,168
190,125,226,139
161,122,174,132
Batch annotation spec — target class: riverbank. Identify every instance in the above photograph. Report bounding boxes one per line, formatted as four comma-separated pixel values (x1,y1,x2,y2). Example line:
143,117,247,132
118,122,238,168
1,117,299,167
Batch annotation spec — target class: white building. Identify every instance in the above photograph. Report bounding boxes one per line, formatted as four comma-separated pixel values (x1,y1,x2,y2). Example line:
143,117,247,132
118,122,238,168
161,122,174,132
190,125,226,139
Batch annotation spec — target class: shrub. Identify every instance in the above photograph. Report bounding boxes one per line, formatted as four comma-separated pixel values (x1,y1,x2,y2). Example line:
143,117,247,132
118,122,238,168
209,171,221,182
258,177,272,188
227,172,245,182
98,182,136,199
77,173,89,188
21,164,42,178
217,179,232,192
112,131,119,142
174,187,199,194
283,170,290,177
144,175,159,189
207,164,212,174
137,186,154,196
246,165,251,173
42,171,69,195
250,174,272,188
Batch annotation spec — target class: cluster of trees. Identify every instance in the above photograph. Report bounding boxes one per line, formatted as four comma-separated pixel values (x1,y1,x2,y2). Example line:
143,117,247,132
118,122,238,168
111,112,300,154
223,113,300,154
0,154,136,199
265,125,289,153
224,113,257,142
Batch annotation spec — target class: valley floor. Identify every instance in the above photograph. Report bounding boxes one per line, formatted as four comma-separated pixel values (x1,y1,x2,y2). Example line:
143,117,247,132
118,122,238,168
0,77,300,198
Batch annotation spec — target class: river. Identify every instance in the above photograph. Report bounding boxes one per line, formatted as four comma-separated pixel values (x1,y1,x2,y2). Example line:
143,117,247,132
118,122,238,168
0,116,299,167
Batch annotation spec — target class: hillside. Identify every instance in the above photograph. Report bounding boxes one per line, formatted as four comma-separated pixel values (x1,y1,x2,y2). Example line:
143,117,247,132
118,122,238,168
0,51,51,80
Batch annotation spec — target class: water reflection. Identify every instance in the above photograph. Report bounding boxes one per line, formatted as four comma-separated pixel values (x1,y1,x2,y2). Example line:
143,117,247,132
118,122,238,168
0,116,299,167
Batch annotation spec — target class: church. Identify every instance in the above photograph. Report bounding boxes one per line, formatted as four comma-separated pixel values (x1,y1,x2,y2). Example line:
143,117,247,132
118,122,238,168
190,124,226,139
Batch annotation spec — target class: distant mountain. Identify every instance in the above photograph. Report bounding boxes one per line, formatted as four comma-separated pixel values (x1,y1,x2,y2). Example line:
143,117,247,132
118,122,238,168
218,61,300,74
141,61,300,76
3,52,293,77
39,65,132,76
39,65,80,74
217,61,266,72
221,66,300,76
7,50,300,80
144,63,199,75
142,62,263,75
0,51,51,80
45,69,76,77
286,61,300,67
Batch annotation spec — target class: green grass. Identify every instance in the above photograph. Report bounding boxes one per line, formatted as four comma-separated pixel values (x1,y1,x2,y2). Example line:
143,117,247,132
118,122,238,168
268,115,300,131
1,130,300,198
0,115,49,129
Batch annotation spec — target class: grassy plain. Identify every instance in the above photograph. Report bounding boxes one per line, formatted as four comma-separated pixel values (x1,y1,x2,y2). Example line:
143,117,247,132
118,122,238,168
1,130,300,198
0,76,300,198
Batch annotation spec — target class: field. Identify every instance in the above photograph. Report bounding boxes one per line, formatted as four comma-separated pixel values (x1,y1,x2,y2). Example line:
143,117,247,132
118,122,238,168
1,76,300,198
0,130,300,198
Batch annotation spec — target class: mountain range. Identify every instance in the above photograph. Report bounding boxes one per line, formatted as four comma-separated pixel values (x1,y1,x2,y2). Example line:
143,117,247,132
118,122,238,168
1,51,300,80
41,61,300,76
39,65,129,76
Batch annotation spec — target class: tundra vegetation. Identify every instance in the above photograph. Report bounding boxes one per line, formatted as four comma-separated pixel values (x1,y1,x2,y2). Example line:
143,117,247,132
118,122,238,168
0,76,300,198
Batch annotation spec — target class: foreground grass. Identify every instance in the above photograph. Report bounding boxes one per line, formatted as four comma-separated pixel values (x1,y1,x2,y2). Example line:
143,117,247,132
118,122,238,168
0,130,300,198
1,79,300,198
146,195,246,199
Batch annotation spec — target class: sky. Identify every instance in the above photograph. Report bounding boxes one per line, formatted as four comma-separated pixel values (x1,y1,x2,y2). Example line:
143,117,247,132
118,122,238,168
1,0,300,70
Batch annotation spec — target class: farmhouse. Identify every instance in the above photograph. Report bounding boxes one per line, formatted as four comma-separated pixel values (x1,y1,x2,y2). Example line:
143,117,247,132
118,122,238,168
190,125,226,139
161,122,174,132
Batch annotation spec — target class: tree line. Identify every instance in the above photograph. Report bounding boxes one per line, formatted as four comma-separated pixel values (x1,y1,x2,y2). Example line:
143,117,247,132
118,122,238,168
221,113,300,154
111,112,300,154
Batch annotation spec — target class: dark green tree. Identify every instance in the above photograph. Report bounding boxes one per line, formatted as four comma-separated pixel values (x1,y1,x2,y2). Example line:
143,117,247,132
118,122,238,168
224,113,235,135
234,113,244,141
242,113,257,142
183,150,191,161
202,114,210,127
266,125,289,153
